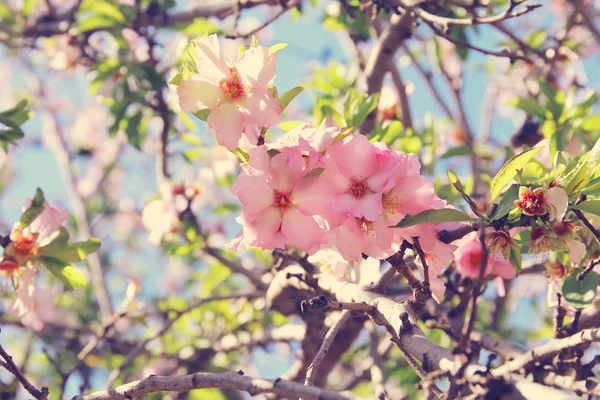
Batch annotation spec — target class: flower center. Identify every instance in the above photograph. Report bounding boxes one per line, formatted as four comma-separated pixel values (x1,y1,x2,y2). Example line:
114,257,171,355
221,68,247,103
274,191,292,212
349,180,368,198
0,257,19,274
10,230,39,259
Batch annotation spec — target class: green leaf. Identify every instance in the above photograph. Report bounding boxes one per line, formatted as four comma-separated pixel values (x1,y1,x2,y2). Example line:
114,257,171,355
440,146,472,159
508,241,522,273
491,184,519,220
571,200,600,217
212,203,241,215
489,146,543,204
80,0,125,22
192,109,210,122
581,114,600,132
231,148,249,163
564,138,600,195
75,15,121,32
509,97,546,119
125,111,144,149
277,121,304,132
448,170,479,215
180,133,203,146
19,188,45,229
539,79,565,121
393,209,477,228
278,86,304,113
562,270,600,309
41,230,101,263
269,43,288,54
172,18,220,36
42,257,88,291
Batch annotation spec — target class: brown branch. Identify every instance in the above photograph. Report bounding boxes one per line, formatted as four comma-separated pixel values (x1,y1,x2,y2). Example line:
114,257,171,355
410,1,541,27
74,370,365,400
305,310,352,387
225,0,300,39
572,207,600,244
361,12,416,135
492,328,600,376
0,343,48,399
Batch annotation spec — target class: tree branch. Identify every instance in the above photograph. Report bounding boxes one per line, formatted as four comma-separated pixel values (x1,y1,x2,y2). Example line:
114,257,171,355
74,370,366,400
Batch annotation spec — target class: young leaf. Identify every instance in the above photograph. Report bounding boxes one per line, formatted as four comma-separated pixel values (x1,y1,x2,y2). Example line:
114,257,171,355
42,257,88,291
192,109,210,122
19,188,45,229
571,200,600,217
269,43,288,54
278,86,304,113
508,241,522,273
563,138,600,195
489,146,543,204
562,270,600,309
491,184,520,220
448,170,479,215
393,209,477,228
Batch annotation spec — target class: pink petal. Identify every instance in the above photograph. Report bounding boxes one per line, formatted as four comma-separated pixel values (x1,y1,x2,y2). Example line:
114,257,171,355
281,208,327,254
231,174,273,215
334,192,383,221
9,268,37,319
328,135,378,180
208,103,243,150
268,150,304,193
241,87,281,127
240,208,282,249
236,46,277,86
334,217,364,262
193,34,229,81
27,201,68,241
177,75,223,112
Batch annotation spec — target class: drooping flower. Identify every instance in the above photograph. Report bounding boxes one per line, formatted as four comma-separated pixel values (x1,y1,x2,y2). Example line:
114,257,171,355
552,221,586,264
454,232,516,281
485,230,515,260
514,186,569,221
230,146,330,254
528,227,556,255
177,35,281,150
5,200,69,265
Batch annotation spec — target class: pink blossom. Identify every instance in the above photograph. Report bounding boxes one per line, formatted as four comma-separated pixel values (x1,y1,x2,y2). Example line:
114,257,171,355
177,35,281,150
25,200,69,242
270,117,341,153
231,146,329,254
320,135,400,221
454,232,516,281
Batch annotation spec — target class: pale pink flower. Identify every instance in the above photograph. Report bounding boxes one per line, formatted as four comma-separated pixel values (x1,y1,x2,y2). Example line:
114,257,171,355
230,146,329,254
270,117,341,153
308,249,351,281
454,232,516,281
177,34,281,150
320,135,400,221
141,199,179,245
25,200,69,242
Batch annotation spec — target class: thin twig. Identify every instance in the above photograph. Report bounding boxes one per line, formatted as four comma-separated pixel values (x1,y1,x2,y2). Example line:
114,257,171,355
225,0,300,39
0,343,48,399
305,310,352,387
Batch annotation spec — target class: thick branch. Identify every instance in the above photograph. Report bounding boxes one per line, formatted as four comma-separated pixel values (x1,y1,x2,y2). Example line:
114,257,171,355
74,371,365,400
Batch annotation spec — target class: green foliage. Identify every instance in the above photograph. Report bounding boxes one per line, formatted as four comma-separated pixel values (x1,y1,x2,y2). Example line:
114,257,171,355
343,89,379,126
0,99,32,151
448,170,480,216
75,0,126,32
19,188,45,229
489,146,543,204
562,270,600,310
393,209,477,228
278,86,305,113
42,257,88,290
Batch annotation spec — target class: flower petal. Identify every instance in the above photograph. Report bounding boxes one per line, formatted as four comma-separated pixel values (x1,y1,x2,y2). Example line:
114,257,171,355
545,186,568,222
177,75,223,112
281,208,327,254
236,46,277,86
208,103,243,150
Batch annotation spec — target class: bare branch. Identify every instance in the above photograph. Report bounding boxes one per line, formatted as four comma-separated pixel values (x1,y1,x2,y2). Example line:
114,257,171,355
305,310,352,387
0,343,48,399
75,370,366,400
